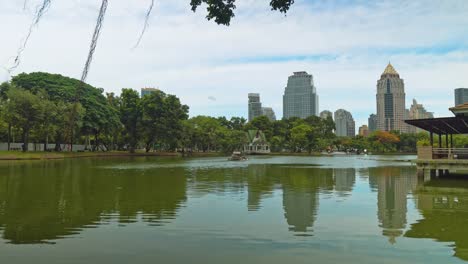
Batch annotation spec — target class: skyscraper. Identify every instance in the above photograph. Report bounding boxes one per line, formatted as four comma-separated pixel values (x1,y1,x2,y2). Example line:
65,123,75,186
376,63,407,133
368,114,377,132
358,125,369,137
455,88,468,106
407,99,434,133
141,87,159,97
320,110,333,120
262,107,277,121
283,72,319,119
248,93,262,122
334,109,355,137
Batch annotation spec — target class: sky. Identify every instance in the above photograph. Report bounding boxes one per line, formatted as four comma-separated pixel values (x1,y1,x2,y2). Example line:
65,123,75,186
1,0,468,128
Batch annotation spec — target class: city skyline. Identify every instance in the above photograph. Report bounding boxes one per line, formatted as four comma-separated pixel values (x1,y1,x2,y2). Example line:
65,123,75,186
1,1,466,128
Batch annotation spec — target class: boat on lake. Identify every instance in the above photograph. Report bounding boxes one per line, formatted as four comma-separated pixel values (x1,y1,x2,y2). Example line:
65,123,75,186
228,151,247,161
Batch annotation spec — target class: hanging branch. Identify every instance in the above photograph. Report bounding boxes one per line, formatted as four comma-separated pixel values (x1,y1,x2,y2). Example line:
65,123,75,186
133,0,155,49
67,0,109,151
8,0,52,73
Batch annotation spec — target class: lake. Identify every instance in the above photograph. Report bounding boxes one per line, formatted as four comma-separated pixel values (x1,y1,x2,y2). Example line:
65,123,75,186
0,155,467,264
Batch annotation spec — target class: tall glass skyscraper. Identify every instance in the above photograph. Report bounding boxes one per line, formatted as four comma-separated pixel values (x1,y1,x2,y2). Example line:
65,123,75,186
376,63,407,133
248,93,262,122
455,88,468,106
283,72,319,119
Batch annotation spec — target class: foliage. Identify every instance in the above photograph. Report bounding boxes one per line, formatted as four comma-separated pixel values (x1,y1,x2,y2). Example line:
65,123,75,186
190,0,294,26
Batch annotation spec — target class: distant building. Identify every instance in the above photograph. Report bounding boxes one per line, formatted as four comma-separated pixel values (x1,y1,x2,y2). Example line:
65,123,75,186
283,71,319,119
141,87,159,97
407,99,434,133
334,109,355,137
376,63,407,133
320,110,333,120
262,107,277,121
455,88,468,106
248,93,262,122
368,114,377,133
244,130,270,154
358,125,369,137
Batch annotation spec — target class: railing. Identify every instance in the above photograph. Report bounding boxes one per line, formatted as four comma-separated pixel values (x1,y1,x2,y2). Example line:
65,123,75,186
417,146,468,160
433,148,468,160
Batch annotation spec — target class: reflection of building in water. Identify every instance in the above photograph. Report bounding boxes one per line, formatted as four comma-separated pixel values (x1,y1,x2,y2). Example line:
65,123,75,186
281,168,333,233
246,164,274,211
368,167,418,244
333,168,356,196
405,179,468,261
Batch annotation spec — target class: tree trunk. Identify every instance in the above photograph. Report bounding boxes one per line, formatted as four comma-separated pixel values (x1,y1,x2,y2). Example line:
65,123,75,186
22,129,29,152
7,123,11,151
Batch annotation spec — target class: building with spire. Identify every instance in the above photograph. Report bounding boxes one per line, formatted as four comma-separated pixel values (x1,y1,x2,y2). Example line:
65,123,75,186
283,72,319,119
376,63,408,133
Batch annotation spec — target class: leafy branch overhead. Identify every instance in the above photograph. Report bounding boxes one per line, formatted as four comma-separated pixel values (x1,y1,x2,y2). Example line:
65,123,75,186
190,0,295,25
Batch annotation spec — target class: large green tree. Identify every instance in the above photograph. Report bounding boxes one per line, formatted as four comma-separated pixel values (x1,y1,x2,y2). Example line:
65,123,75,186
120,89,141,153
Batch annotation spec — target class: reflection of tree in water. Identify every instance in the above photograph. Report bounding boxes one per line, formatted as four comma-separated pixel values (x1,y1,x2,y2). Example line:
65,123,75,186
0,159,186,244
368,167,417,244
281,168,334,233
246,164,275,211
405,178,468,261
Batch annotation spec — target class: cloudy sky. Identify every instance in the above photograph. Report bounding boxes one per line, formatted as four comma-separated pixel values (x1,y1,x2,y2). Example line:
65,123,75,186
1,0,468,127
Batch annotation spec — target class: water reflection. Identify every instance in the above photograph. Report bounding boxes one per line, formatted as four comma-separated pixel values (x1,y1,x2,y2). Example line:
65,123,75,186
406,178,468,261
369,167,418,244
1,157,468,263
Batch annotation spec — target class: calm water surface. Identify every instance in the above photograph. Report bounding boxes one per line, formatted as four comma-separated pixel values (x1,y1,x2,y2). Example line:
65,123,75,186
0,155,467,264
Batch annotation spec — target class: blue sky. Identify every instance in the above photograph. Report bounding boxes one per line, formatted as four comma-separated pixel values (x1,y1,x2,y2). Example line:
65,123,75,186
1,0,468,129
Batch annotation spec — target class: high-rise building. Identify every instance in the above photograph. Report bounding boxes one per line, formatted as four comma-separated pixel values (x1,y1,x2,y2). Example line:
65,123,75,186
359,125,369,137
368,114,377,132
407,99,434,133
248,93,262,122
455,88,468,106
283,72,319,119
376,63,407,133
320,110,333,120
262,107,277,121
334,109,355,137
141,87,159,97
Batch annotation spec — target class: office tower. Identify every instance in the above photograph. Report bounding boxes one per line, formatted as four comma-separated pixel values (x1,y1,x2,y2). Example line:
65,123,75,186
407,99,434,133
358,125,369,137
262,107,277,121
334,109,355,137
248,93,262,122
141,87,159,97
368,114,377,132
283,72,319,119
376,63,407,132
455,88,468,106
320,110,333,120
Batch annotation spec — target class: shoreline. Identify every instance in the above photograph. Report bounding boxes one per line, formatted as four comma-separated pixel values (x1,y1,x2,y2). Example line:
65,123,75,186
0,151,416,161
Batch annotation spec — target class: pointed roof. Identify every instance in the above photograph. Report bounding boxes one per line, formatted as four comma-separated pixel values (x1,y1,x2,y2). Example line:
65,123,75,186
381,62,399,77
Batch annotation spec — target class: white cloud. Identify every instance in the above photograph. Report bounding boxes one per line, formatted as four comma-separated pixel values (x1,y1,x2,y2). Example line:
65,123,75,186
1,0,467,126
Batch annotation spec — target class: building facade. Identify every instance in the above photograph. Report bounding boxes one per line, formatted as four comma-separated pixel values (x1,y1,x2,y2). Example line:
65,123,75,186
248,93,262,122
334,109,355,137
368,114,377,133
455,88,468,106
358,125,369,137
141,87,159,97
283,72,319,119
320,110,333,120
262,107,277,121
407,99,434,133
376,63,407,133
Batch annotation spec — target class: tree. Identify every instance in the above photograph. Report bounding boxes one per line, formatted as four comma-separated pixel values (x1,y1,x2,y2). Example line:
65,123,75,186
247,116,273,140
290,124,312,152
120,89,141,153
141,91,189,152
190,0,295,25
4,87,45,152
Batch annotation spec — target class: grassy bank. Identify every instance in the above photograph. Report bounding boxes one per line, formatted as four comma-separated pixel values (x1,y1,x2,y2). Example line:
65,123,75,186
0,151,224,161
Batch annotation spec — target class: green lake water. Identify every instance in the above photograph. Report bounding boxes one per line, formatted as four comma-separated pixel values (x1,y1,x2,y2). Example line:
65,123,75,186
0,155,467,264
